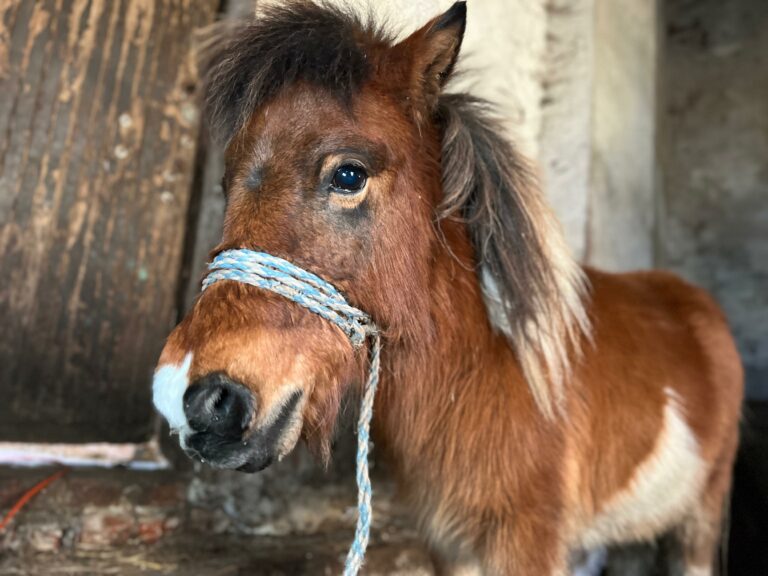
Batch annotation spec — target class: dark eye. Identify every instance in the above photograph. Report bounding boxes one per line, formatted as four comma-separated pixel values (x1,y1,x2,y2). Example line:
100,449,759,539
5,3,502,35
331,164,367,193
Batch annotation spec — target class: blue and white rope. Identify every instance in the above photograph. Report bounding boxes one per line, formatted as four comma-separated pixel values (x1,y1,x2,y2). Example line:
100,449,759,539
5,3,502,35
202,249,380,576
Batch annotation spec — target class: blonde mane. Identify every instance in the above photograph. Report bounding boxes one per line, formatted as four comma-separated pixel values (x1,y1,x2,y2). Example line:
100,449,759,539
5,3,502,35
437,93,591,417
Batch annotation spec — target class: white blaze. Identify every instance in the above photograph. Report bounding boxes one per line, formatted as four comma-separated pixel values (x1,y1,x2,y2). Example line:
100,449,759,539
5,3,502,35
152,353,193,434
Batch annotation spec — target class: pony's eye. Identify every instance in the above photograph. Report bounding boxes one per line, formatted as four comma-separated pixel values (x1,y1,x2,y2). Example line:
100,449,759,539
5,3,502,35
331,164,367,193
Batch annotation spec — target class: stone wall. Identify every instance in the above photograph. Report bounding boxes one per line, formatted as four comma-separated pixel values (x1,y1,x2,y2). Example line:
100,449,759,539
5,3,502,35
662,0,768,398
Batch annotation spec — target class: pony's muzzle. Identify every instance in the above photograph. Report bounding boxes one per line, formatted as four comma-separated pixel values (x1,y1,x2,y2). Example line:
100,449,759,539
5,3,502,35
183,373,255,438
180,374,300,473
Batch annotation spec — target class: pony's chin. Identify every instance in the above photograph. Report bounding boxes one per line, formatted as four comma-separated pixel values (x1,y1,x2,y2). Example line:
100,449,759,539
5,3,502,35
237,458,273,473
231,424,301,474
235,426,301,473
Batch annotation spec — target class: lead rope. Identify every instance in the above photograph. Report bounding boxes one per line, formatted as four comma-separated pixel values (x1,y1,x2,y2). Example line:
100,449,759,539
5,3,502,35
202,249,379,576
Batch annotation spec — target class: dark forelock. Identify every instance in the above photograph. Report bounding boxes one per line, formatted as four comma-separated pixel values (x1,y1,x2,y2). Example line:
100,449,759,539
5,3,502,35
203,1,389,143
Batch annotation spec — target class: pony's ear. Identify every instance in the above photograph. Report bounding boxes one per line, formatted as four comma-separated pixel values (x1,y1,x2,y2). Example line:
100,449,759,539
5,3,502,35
393,1,466,114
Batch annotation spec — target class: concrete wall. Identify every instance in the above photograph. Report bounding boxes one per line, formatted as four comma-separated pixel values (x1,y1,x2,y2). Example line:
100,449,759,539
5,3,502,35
539,0,595,260
662,0,768,398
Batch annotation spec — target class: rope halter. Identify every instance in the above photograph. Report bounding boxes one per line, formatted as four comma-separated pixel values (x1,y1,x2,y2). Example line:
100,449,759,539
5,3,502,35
202,249,380,576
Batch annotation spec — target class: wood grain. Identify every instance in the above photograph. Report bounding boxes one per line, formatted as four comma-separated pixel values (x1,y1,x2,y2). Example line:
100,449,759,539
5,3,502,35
0,0,217,442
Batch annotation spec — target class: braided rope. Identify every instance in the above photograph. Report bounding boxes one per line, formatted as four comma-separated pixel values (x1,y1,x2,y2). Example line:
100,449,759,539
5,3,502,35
202,249,380,575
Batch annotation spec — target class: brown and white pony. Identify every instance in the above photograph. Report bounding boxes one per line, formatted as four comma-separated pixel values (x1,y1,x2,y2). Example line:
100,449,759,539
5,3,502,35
152,2,743,574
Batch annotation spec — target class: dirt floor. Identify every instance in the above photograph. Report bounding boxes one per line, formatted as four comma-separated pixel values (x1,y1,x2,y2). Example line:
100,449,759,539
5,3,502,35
0,466,431,576
2,401,767,576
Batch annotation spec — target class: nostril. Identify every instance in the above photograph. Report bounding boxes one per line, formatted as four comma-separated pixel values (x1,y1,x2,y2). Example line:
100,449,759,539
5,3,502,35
183,373,255,439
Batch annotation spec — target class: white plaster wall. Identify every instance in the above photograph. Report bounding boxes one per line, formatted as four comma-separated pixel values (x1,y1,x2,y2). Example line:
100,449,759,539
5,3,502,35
587,0,659,270
364,0,547,160
538,0,594,260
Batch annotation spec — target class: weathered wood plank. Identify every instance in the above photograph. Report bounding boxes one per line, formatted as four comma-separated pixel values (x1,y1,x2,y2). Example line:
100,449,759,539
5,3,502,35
0,0,217,442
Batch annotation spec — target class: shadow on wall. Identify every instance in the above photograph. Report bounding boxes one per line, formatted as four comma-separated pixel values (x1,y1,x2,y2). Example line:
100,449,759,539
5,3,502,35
662,0,768,401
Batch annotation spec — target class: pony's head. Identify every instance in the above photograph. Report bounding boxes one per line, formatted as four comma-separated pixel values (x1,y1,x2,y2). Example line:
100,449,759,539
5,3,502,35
153,1,588,472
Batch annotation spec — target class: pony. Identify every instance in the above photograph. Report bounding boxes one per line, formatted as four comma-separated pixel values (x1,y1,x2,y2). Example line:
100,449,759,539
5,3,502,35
152,2,743,574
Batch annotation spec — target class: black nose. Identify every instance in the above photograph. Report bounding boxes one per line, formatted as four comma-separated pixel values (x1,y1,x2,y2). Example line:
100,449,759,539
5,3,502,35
183,373,255,439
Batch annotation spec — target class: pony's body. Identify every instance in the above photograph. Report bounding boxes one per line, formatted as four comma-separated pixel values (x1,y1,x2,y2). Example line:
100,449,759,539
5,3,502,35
152,3,743,574
376,262,741,574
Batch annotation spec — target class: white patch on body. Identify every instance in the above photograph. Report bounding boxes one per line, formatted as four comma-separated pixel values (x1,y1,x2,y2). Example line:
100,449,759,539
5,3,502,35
685,567,712,576
580,388,706,548
152,353,193,438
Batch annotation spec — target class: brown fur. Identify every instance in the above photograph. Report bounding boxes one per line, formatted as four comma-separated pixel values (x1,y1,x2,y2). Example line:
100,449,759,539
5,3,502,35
157,3,743,574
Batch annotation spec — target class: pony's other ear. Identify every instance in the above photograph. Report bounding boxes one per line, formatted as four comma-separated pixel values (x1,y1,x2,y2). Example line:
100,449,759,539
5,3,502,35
393,1,466,116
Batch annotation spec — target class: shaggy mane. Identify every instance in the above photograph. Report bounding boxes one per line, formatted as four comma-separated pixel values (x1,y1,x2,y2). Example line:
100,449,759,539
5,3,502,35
437,93,591,417
202,1,389,143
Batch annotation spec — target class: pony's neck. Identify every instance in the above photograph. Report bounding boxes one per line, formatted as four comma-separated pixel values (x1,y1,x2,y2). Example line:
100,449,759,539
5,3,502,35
372,222,528,471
